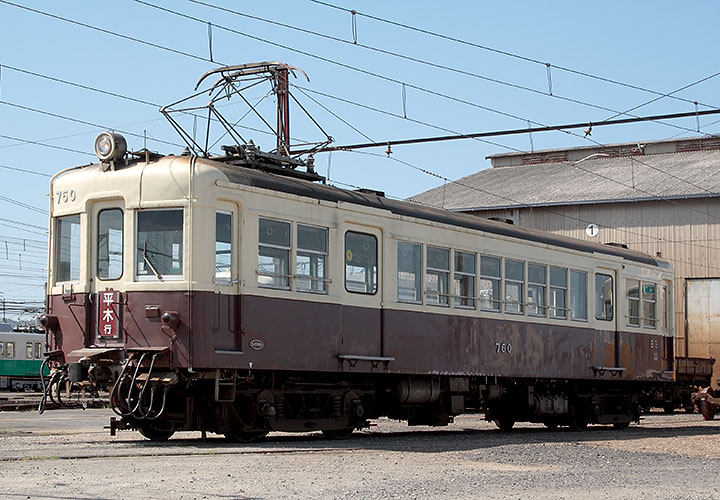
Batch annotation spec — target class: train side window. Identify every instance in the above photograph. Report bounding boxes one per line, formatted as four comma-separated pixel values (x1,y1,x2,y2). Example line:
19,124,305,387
549,267,567,319
55,214,81,283
425,246,450,305
26,342,33,360
626,279,640,326
454,251,476,308
527,263,547,317
570,270,588,321
479,255,501,311
0,341,3,358
397,241,422,303
345,231,377,294
6,342,14,359
215,211,233,282
296,224,328,294
258,218,291,289
595,274,614,321
97,208,123,280
34,342,42,359
505,259,524,314
642,282,657,328
136,209,184,280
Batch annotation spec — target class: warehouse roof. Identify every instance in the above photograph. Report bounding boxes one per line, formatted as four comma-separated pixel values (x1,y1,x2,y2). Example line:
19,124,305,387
409,137,720,211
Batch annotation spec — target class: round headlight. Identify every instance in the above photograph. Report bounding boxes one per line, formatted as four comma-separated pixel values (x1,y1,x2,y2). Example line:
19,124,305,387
94,132,127,162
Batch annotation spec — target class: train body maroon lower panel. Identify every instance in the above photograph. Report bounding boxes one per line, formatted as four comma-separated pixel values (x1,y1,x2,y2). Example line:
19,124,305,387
48,291,672,384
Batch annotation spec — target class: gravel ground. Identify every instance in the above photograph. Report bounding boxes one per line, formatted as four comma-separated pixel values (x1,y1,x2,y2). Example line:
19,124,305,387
1,409,719,499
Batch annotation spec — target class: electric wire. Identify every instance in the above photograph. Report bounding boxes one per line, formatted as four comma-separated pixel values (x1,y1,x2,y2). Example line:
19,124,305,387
308,0,718,110
344,149,720,264
0,133,93,156
187,0,714,138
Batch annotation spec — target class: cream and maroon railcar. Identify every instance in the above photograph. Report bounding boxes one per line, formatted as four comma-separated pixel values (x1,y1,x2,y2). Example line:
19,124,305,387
41,137,674,440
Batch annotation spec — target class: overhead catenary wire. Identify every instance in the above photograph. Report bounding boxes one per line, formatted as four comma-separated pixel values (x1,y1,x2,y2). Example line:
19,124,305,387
308,0,718,111
185,0,715,138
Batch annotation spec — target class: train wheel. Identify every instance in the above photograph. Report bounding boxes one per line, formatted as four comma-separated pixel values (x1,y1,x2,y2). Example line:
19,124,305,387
225,431,269,443
138,426,175,441
322,428,355,440
684,405,695,414
662,402,675,414
494,417,515,432
613,422,631,430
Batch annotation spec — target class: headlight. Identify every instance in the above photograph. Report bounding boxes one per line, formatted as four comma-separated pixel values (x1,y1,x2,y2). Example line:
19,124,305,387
94,132,127,162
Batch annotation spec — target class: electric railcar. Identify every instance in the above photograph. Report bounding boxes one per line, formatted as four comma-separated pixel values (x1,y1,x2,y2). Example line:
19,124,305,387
39,132,675,440
0,329,46,391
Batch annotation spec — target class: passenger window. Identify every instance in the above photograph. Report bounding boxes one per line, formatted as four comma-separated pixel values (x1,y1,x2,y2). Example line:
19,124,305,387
345,231,377,294
505,260,524,314
35,342,42,359
570,270,588,321
479,256,501,311
528,263,547,316
6,342,14,359
549,267,567,319
296,224,328,293
215,211,233,282
136,209,184,279
97,208,123,280
454,251,476,308
425,246,450,305
55,214,81,282
642,283,657,328
0,341,3,358
258,218,291,288
626,279,640,326
397,241,422,303
595,274,614,321
26,342,33,360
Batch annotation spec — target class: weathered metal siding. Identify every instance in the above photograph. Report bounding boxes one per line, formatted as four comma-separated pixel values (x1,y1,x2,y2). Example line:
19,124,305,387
686,279,720,387
470,197,720,359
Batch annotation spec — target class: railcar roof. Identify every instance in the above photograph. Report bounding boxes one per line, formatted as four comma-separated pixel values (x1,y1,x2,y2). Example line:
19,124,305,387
213,161,666,268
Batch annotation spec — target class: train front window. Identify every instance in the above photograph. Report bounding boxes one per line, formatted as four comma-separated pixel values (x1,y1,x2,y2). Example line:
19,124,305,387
55,215,81,282
215,211,233,282
642,283,657,328
258,218,291,288
345,231,378,294
135,209,184,280
98,209,123,280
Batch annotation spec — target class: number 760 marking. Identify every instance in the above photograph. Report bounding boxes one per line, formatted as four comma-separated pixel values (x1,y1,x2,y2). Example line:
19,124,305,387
495,342,512,354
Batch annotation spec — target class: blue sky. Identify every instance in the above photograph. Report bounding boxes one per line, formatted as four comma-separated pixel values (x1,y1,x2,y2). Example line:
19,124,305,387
0,0,718,315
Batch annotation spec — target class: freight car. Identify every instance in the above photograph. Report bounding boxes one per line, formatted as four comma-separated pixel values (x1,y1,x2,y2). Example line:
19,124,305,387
0,328,46,391
38,128,676,440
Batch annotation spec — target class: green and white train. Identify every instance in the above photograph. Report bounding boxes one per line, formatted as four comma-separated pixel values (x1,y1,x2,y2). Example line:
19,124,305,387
0,328,47,391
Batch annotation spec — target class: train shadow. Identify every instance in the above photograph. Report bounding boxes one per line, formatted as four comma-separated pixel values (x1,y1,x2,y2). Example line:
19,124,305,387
112,416,720,454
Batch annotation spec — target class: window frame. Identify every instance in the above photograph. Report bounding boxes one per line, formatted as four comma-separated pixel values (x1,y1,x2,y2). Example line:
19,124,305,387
569,269,588,322
527,262,547,317
135,208,185,281
504,259,525,314
425,245,451,306
549,266,568,320
97,208,124,281
296,223,329,294
257,217,292,289
479,254,501,312
54,214,82,284
595,273,614,321
453,249,476,309
214,210,234,284
344,230,378,295
397,240,423,304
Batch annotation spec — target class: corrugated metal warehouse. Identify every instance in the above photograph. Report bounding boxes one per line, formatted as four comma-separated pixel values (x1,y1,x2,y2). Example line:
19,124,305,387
411,136,720,380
